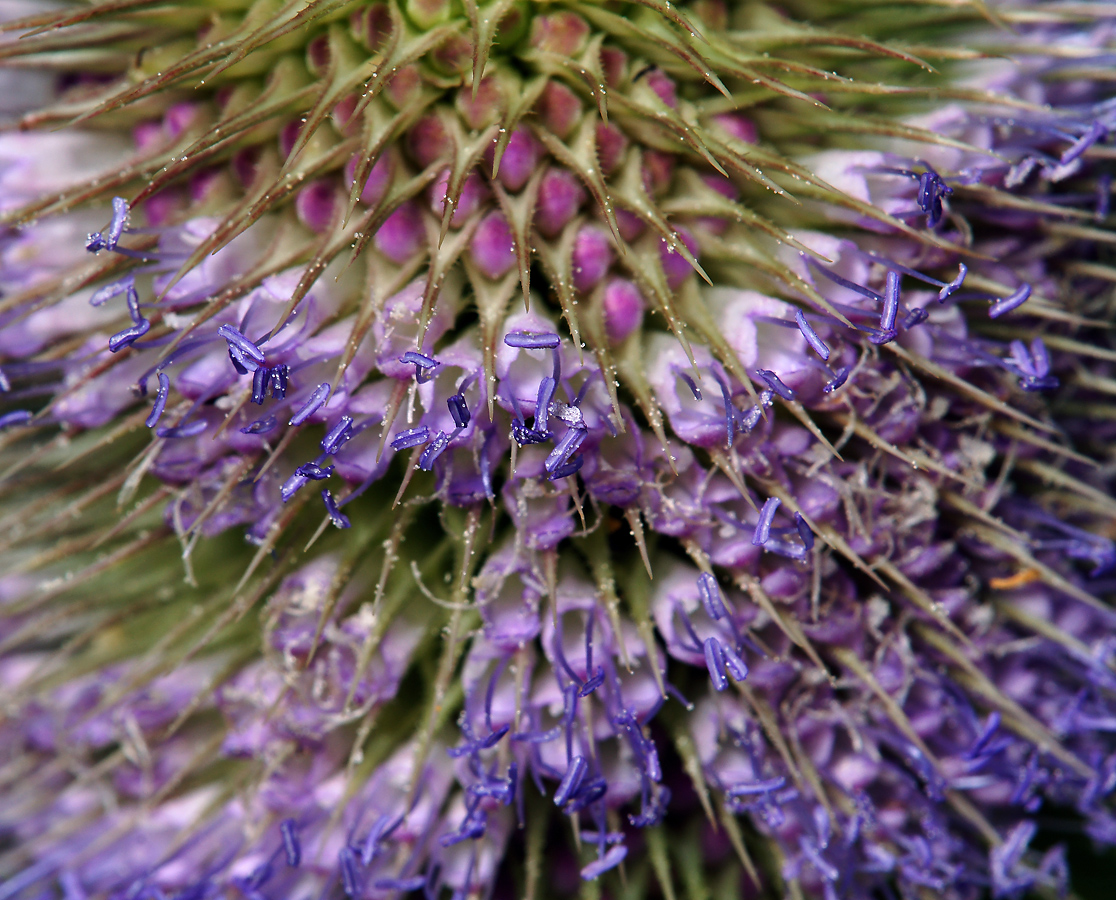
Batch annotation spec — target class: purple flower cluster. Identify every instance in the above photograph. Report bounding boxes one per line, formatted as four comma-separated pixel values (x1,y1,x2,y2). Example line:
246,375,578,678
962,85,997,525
2,1,1116,899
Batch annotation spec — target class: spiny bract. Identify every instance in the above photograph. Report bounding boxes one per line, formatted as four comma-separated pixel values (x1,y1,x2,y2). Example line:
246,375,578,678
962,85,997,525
1,1,1115,898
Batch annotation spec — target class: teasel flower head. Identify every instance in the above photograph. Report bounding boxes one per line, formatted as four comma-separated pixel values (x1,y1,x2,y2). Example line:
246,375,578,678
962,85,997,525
2,0,1116,897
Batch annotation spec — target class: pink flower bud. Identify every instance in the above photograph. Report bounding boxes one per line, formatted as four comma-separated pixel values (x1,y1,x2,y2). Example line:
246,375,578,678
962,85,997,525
529,11,589,56
470,210,516,280
163,103,197,141
711,113,758,145
189,168,222,203
534,167,585,237
428,168,489,227
602,278,645,345
614,208,645,241
295,179,337,232
346,152,393,207
350,2,392,51
645,69,678,108
696,216,729,237
494,5,527,46
571,224,613,293
431,32,473,75
697,174,738,235
375,200,426,263
596,123,628,176
642,149,675,196
408,115,448,169
144,190,181,227
331,94,359,134
306,34,331,78
536,81,582,140
456,76,505,131
215,84,236,112
600,47,627,89
279,120,302,159
703,173,738,200
385,64,423,111
485,126,539,192
132,120,163,152
659,226,700,289
232,146,260,188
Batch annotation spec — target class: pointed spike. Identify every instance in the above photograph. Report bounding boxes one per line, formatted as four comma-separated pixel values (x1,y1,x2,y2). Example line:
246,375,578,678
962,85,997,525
342,165,441,276
490,75,548,180
615,333,674,468
532,220,585,366
462,0,516,94
342,96,437,228
625,507,653,579
435,120,499,248
277,29,383,179
914,625,1093,779
418,218,476,349
611,156,712,286
739,574,830,678
376,379,411,464
887,343,1056,434
492,174,542,311
533,120,621,244
352,19,462,125
646,828,679,900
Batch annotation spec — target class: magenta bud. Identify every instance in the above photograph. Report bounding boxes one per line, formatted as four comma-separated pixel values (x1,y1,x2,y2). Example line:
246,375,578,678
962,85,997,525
696,216,730,236
659,227,700,289
408,115,449,169
596,123,628,176
350,2,392,51
232,147,261,188
644,70,678,108
712,113,758,145
529,10,590,56
572,225,613,293
470,211,516,280
615,208,645,242
600,47,627,89
457,76,505,131
280,120,302,159
385,65,423,111
375,200,426,263
306,34,331,78
133,121,163,152
296,180,338,232
486,127,540,192
163,103,197,141
428,168,489,227
642,150,675,196
602,278,644,345
346,153,394,207
189,168,221,203
331,94,359,134
431,32,474,75
143,191,181,228
703,173,738,200
697,175,737,236
536,81,582,140
534,168,586,237
215,84,236,112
